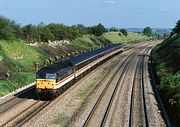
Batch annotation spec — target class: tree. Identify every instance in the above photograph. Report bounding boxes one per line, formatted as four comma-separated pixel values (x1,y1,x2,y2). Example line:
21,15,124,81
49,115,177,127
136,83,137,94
91,23,106,36
66,25,80,40
76,24,88,35
0,16,14,40
22,24,39,42
119,28,128,36
143,27,152,37
37,26,54,42
172,20,180,34
109,27,118,32
47,23,68,40
10,20,22,39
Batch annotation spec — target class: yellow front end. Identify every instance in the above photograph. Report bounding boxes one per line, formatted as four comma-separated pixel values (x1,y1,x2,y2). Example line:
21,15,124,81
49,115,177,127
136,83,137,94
36,79,56,89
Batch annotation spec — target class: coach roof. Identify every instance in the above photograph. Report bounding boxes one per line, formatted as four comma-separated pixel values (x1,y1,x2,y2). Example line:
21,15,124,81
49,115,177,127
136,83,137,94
69,44,120,65
37,60,72,74
37,44,122,74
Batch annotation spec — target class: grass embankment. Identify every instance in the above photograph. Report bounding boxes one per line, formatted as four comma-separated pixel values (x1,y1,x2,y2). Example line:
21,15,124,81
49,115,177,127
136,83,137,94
102,32,149,44
0,40,46,96
152,34,180,125
0,32,149,96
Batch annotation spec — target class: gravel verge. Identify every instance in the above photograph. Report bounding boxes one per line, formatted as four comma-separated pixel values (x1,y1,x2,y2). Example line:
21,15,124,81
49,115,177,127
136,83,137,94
144,48,166,126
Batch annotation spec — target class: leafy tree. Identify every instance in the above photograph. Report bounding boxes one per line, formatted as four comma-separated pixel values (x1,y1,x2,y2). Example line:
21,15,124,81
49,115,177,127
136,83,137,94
119,28,128,36
47,23,67,40
66,25,80,40
37,26,54,42
0,16,14,40
91,23,106,36
22,24,39,42
75,24,88,35
10,20,22,39
109,27,118,32
143,27,152,37
172,20,180,34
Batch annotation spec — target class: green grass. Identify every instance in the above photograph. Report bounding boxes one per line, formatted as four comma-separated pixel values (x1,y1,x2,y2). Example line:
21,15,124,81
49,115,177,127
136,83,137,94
72,34,104,50
0,73,35,96
0,40,46,96
0,40,46,70
102,32,149,45
152,34,180,119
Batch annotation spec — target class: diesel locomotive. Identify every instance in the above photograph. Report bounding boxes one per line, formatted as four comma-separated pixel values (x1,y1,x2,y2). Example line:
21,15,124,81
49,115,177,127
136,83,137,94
36,44,123,98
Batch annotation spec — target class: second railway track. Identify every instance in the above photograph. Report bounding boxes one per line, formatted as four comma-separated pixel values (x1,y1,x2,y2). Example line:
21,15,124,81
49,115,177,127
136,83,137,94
129,47,151,127
82,47,141,127
82,44,156,127
1,100,52,127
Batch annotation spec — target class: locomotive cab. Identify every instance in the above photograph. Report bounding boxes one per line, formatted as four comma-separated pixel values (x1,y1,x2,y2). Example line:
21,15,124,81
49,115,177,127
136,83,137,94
36,73,56,90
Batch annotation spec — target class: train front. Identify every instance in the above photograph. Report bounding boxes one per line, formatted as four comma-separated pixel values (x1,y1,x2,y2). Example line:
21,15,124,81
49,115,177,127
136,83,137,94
36,73,58,99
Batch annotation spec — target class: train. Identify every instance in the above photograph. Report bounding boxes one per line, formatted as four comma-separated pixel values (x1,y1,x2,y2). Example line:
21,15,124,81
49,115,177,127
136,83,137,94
36,44,123,99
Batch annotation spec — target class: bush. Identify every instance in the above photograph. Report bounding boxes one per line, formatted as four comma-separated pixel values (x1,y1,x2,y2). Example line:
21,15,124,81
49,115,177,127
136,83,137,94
152,33,180,118
143,27,152,37
90,23,107,36
109,27,118,32
172,20,180,34
119,28,128,36
0,16,14,40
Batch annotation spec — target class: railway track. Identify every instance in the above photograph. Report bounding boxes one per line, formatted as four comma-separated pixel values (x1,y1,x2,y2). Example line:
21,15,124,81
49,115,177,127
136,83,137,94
81,44,156,127
82,48,140,127
0,86,36,116
1,100,52,127
129,48,151,127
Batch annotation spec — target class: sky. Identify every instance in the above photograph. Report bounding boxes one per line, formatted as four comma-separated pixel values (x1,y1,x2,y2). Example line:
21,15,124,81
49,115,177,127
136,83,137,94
0,0,180,28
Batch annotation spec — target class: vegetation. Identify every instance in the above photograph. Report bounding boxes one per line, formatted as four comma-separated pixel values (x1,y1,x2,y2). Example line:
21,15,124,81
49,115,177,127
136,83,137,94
119,28,128,36
109,27,118,32
90,23,107,36
172,20,180,34
0,16,14,40
0,15,150,96
0,40,45,96
143,27,152,37
102,32,149,44
0,16,107,42
152,20,180,123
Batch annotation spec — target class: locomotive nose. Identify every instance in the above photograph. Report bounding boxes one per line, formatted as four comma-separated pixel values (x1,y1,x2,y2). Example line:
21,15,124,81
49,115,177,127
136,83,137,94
36,79,56,89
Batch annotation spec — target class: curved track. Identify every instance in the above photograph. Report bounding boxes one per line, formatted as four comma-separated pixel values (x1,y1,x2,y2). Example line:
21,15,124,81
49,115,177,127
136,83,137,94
129,48,150,127
82,48,141,127
81,43,157,127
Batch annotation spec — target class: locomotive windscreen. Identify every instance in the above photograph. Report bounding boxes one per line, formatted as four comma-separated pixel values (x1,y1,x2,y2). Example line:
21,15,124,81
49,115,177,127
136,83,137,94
36,73,56,79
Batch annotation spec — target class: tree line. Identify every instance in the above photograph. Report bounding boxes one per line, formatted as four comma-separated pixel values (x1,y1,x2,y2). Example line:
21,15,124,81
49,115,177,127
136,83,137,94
1,15,158,43
0,16,108,43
